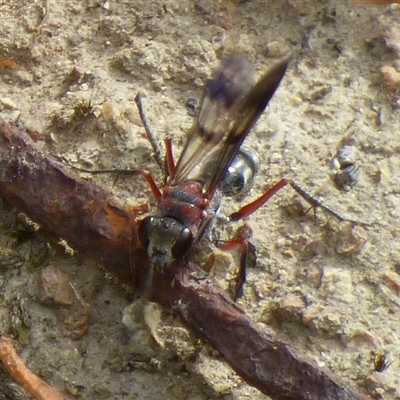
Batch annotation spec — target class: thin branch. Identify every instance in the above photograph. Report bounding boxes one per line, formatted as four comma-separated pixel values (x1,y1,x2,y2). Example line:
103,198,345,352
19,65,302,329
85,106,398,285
0,336,70,400
0,117,371,400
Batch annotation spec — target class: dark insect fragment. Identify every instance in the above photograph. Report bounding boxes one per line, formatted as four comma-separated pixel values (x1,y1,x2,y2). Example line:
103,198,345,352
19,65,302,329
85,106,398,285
374,352,392,372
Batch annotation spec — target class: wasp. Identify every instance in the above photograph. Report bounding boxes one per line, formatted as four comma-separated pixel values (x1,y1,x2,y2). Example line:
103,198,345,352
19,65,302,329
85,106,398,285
78,55,360,299
132,55,289,299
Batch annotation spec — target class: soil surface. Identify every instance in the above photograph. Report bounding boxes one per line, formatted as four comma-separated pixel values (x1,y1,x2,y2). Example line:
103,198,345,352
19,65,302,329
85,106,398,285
1,1,400,399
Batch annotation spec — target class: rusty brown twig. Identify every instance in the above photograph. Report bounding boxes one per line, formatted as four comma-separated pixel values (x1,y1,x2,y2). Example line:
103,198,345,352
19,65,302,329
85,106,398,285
0,117,371,400
0,336,69,400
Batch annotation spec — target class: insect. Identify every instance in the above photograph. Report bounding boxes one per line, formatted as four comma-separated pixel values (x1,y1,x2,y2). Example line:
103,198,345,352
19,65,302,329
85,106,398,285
0,69,371,400
220,146,260,197
78,55,363,299
133,55,290,298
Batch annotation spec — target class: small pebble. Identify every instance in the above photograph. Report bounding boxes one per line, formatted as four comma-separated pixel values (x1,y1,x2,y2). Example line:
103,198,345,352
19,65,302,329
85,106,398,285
264,40,290,58
302,304,324,326
382,270,400,292
37,265,74,306
0,98,17,110
335,224,367,255
321,267,354,303
381,65,400,92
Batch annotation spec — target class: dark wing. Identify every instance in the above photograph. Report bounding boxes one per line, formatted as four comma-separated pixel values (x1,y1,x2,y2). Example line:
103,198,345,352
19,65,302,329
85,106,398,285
169,55,289,197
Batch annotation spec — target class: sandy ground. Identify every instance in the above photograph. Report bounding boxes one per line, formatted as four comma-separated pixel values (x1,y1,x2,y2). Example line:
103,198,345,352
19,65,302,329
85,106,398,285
1,1,400,399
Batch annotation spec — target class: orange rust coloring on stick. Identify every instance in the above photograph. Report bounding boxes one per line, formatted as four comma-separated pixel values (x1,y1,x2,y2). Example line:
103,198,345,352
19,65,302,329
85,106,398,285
0,117,139,286
0,336,70,400
0,60,20,69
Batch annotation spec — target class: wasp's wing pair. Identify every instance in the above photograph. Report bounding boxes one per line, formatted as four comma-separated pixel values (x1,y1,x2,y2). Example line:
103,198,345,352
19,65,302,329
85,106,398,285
169,55,289,198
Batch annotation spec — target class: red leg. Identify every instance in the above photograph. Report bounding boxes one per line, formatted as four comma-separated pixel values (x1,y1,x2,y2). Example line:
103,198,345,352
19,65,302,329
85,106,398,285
229,178,288,221
132,169,162,200
229,178,361,224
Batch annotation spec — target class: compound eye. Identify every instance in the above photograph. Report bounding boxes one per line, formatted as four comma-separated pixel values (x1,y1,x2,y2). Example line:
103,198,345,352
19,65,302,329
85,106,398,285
171,227,193,259
138,216,153,249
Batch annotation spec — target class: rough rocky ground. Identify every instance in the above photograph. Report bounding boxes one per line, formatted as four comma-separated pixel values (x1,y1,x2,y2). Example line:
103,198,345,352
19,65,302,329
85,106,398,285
1,1,400,399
